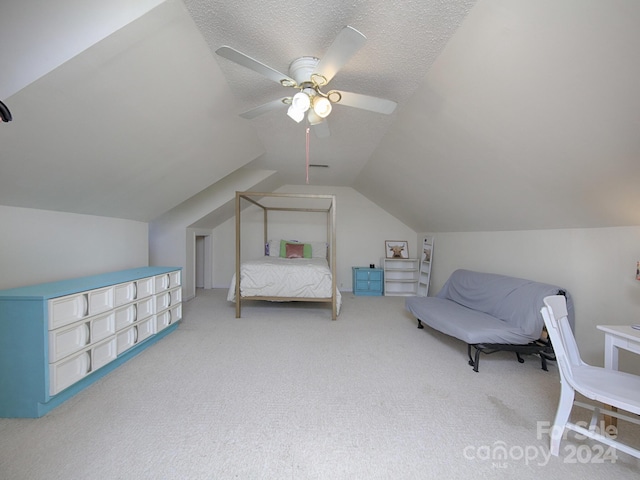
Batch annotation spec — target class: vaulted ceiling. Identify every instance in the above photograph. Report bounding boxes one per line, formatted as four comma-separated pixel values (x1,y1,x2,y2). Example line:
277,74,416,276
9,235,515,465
1,0,639,232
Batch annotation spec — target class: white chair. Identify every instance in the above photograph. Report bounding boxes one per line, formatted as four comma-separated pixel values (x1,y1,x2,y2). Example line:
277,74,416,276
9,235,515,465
541,295,640,459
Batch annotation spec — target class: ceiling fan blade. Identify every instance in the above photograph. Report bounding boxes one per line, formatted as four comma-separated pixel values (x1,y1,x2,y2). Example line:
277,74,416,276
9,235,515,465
239,98,289,119
314,26,366,84
335,91,397,115
311,119,330,138
216,46,296,85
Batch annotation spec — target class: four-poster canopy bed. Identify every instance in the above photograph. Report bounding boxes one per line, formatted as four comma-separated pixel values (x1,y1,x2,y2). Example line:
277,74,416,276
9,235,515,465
227,191,340,320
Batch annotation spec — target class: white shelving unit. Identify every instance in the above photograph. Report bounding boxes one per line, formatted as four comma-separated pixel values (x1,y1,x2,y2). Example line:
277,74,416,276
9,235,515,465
381,257,419,296
417,236,434,296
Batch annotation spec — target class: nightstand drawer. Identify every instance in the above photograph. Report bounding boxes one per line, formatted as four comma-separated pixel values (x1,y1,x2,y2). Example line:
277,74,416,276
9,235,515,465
355,269,382,282
356,279,382,291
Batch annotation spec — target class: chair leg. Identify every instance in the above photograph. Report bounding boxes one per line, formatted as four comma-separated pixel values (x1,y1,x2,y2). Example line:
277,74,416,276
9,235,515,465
550,384,575,456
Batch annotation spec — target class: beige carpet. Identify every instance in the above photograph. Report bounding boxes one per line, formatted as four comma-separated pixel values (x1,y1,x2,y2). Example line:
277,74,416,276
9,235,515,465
1,289,639,479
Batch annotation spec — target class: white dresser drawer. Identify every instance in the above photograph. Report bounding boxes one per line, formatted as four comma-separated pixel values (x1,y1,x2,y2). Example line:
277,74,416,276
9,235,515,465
156,310,171,332
136,296,155,320
114,304,137,331
169,270,181,287
155,288,181,313
49,293,88,330
87,286,114,316
155,273,170,292
49,321,90,363
116,326,137,356
50,350,91,396
170,303,182,323
155,291,170,312
169,287,182,305
91,338,117,371
136,276,155,299
157,303,182,333
137,316,156,343
114,282,137,307
90,312,115,343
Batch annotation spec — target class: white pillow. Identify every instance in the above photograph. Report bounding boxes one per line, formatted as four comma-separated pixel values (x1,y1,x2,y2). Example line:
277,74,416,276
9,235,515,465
310,241,328,258
267,239,281,257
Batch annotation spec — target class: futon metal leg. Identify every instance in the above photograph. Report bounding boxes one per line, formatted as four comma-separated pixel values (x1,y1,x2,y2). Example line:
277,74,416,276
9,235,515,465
467,344,480,372
516,353,525,364
417,319,424,329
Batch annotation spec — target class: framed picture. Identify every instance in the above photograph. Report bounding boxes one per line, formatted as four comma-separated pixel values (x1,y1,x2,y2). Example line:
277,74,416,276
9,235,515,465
385,240,409,259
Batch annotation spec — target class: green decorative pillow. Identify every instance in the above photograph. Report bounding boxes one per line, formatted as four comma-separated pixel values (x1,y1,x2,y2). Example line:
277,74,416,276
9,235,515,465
280,240,312,258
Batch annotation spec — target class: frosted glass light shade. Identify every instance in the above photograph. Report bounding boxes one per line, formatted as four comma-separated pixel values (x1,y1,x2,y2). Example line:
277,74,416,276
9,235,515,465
313,96,332,118
307,108,323,125
291,92,310,112
287,105,305,123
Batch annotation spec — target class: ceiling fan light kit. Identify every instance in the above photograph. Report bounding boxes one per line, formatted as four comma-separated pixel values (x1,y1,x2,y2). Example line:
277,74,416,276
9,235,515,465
215,26,397,136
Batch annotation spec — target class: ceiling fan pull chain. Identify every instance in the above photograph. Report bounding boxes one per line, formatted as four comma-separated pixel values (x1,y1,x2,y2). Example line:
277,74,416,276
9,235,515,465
306,127,310,184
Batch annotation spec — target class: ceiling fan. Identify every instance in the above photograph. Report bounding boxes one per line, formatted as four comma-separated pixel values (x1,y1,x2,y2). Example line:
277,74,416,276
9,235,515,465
215,26,397,137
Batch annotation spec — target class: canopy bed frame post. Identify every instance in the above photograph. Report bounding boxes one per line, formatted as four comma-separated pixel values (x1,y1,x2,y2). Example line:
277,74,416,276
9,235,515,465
330,196,337,320
235,191,242,318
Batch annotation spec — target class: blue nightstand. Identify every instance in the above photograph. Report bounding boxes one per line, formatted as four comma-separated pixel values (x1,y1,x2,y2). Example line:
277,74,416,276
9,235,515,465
352,267,384,296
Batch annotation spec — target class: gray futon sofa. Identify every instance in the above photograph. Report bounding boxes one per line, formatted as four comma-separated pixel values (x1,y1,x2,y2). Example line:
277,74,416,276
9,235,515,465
405,269,574,372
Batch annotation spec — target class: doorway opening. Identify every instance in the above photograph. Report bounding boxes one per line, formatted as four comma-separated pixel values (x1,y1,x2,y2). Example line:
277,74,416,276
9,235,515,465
194,234,212,294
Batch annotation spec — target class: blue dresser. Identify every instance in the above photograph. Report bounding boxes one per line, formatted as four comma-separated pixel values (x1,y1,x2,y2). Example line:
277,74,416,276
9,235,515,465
352,267,384,296
0,266,182,418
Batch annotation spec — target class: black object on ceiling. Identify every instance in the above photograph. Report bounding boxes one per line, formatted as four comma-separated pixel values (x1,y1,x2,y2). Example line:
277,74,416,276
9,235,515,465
0,100,12,122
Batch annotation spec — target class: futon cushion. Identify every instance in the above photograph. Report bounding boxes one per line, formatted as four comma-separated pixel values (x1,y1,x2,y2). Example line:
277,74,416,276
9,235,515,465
436,269,570,340
405,297,536,344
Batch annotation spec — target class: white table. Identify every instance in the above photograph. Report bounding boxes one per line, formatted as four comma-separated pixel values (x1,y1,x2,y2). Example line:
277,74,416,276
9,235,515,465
596,325,640,370
596,325,640,426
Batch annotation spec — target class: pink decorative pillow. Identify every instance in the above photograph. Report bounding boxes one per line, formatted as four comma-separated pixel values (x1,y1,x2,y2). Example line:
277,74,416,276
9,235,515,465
285,243,304,258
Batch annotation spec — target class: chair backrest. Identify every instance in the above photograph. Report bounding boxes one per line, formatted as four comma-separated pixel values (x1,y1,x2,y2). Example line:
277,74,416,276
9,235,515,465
541,295,584,387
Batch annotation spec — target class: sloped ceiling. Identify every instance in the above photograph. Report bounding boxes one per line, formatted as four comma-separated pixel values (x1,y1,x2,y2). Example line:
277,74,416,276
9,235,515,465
355,0,640,231
1,0,639,232
0,0,265,222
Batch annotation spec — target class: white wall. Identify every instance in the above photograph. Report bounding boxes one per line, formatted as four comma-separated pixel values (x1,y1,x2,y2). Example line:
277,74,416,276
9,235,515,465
211,185,417,291
0,205,148,290
425,227,640,370
148,168,276,301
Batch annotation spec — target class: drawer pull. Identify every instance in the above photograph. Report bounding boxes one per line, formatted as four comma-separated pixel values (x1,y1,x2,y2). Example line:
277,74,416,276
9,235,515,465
83,322,91,345
81,351,92,374
82,294,89,317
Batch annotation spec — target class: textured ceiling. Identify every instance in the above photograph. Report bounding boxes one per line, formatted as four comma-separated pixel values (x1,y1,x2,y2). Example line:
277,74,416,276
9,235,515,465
183,0,475,186
1,0,639,233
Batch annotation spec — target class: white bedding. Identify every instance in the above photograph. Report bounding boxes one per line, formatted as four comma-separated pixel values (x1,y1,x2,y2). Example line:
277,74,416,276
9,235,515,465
227,257,341,313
